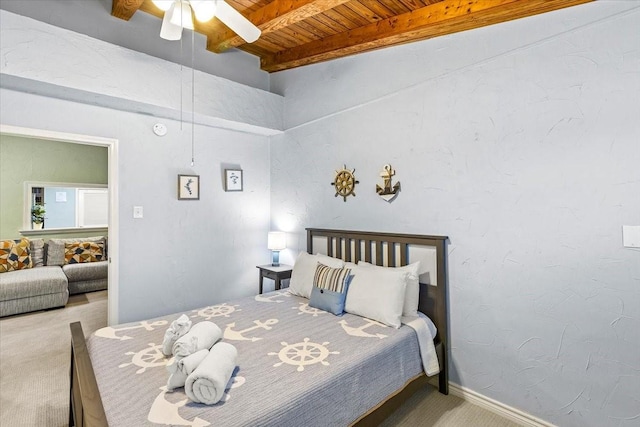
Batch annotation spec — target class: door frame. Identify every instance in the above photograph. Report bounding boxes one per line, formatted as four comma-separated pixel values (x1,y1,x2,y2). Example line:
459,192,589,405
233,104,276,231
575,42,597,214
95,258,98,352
0,124,120,324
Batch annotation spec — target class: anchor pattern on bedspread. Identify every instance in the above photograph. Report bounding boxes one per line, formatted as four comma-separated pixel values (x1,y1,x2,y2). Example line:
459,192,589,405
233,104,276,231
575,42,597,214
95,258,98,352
224,319,278,342
94,320,168,341
147,378,246,425
293,302,325,317
339,318,388,339
254,291,291,303
147,386,210,427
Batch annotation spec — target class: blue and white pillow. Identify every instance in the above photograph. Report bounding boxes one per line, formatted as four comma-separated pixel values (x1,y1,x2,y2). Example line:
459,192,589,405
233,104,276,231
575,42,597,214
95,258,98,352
308,264,352,316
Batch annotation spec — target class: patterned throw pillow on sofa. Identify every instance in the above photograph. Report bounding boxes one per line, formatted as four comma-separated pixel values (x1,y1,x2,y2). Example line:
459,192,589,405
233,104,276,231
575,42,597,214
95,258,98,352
64,242,105,264
0,238,33,273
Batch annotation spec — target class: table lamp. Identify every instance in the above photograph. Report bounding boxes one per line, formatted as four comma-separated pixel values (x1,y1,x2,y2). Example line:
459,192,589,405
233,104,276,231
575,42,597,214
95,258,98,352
267,231,286,267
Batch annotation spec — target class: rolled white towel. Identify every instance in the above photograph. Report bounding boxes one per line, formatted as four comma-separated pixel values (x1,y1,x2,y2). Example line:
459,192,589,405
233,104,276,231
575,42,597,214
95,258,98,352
185,342,238,405
173,321,222,358
166,349,209,391
162,314,192,356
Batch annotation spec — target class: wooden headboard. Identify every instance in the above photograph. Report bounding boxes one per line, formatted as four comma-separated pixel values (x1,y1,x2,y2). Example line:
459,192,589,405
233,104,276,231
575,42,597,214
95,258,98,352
306,228,449,395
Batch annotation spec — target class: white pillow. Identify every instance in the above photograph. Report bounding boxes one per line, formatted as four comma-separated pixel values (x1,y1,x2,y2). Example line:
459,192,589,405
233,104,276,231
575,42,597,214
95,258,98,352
357,261,420,318
344,267,408,328
289,252,344,298
344,261,358,270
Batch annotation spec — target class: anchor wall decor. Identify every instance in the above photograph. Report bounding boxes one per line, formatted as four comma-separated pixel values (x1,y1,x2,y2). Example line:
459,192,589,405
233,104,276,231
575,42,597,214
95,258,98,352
376,164,401,202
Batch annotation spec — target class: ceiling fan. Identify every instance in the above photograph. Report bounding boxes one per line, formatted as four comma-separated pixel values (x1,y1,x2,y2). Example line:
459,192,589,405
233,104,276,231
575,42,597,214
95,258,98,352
152,0,260,43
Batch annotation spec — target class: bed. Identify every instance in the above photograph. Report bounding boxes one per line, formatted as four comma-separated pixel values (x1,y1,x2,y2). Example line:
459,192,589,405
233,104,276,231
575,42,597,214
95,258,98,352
69,228,449,427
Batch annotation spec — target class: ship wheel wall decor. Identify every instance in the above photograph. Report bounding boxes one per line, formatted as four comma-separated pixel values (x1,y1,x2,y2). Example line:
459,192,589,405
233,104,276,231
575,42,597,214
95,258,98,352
331,165,359,202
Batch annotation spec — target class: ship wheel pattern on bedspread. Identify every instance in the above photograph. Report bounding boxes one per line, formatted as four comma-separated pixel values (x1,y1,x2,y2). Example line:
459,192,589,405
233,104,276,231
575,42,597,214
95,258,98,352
119,342,171,374
191,303,240,320
268,338,339,372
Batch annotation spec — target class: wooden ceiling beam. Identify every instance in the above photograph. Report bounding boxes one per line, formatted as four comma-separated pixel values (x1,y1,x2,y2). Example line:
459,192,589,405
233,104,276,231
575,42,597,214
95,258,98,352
111,0,145,21
207,0,352,53
260,0,594,72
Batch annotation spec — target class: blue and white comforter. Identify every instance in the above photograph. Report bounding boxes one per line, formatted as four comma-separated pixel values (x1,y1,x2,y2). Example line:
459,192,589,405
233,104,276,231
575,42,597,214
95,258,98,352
88,290,436,426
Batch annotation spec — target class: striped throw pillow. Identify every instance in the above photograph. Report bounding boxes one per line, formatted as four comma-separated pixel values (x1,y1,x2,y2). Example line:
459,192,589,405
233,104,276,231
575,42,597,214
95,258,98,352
309,263,352,315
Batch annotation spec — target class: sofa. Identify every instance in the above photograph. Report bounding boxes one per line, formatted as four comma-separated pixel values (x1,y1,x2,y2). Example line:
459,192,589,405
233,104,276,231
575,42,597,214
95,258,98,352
0,236,107,317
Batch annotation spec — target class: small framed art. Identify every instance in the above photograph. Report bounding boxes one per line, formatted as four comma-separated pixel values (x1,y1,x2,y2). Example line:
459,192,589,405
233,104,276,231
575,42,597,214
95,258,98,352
178,174,200,200
224,169,243,192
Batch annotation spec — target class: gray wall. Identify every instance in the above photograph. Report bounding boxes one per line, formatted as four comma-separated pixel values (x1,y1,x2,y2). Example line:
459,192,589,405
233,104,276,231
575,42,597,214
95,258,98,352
1,88,272,323
270,3,640,427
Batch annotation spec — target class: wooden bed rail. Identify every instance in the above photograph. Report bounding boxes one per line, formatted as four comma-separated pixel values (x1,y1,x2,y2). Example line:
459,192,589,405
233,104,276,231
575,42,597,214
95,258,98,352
69,321,108,427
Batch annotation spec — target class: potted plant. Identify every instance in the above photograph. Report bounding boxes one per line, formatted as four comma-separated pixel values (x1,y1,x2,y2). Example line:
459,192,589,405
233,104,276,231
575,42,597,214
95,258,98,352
31,204,46,229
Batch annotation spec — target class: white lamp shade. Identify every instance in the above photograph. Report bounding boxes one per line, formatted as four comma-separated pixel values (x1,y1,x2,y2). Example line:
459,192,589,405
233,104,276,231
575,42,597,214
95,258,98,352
170,1,194,30
267,232,286,251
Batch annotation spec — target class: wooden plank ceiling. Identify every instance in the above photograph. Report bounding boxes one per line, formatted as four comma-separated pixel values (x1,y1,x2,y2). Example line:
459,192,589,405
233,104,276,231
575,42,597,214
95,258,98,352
112,0,593,73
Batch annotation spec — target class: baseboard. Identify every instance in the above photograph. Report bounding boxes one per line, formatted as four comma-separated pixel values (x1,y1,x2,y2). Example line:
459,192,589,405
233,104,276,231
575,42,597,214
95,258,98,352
447,382,556,427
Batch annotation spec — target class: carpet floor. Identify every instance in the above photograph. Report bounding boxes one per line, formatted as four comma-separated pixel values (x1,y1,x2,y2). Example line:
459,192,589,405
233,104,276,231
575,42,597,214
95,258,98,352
0,291,108,427
0,291,521,426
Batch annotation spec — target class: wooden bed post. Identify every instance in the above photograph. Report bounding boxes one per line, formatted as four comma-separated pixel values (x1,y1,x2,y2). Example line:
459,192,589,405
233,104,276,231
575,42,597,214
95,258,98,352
69,321,108,427
435,238,449,395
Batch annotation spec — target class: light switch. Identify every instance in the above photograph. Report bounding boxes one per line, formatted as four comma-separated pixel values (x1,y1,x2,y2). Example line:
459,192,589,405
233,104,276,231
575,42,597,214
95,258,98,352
133,206,143,219
622,225,640,248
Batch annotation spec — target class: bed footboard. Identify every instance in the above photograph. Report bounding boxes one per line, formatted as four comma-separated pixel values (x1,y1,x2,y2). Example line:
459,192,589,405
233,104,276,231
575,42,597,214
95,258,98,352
69,321,108,427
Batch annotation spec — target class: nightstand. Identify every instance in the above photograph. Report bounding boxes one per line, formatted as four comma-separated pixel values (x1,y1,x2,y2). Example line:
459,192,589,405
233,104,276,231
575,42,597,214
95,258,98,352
256,264,292,294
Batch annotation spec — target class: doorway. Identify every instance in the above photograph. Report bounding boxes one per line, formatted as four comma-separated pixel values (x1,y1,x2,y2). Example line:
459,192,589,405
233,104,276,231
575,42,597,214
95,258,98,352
0,124,119,325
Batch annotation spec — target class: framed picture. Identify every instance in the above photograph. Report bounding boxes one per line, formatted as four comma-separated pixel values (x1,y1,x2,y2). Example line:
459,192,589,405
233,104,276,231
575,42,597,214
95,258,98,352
224,169,243,192
178,174,200,200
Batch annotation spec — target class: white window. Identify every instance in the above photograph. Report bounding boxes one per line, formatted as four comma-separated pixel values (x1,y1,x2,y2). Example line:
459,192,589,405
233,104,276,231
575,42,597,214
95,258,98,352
77,189,108,227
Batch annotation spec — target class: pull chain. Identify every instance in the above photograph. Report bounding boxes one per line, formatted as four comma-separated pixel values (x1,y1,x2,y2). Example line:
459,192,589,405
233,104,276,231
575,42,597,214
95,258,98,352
191,25,195,167
179,5,183,131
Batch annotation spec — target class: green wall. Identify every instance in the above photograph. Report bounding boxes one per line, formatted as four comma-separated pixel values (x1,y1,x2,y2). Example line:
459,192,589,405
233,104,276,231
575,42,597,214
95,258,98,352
0,135,108,239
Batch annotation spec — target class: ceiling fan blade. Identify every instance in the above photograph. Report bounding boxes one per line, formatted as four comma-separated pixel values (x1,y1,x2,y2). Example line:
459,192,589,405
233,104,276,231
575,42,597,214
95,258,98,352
169,1,194,30
160,2,183,40
214,0,261,43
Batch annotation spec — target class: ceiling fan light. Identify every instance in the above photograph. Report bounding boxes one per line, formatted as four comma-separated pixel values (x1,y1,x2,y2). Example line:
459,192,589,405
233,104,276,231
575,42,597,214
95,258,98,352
169,1,194,30
152,0,174,12
190,0,217,22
